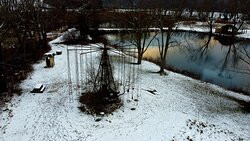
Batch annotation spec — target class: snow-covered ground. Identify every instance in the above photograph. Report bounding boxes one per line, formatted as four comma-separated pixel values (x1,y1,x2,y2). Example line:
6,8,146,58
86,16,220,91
98,22,250,40
0,35,250,141
177,22,250,39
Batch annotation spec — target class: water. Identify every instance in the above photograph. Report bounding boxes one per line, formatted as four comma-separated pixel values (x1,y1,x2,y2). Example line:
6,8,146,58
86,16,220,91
105,32,250,93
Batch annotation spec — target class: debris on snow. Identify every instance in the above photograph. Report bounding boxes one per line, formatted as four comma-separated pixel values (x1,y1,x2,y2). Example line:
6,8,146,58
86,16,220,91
31,84,46,93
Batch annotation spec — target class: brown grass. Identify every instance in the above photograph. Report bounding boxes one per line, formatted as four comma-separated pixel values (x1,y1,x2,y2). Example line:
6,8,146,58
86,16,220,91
142,48,161,62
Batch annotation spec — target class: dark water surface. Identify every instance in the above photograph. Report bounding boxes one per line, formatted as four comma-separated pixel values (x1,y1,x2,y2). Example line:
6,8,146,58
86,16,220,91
105,32,250,93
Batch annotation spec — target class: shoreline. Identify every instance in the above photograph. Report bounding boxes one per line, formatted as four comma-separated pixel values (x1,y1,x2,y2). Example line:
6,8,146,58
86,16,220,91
142,55,250,96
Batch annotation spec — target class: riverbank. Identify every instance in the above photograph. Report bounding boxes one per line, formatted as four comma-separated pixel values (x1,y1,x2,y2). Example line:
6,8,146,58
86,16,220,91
97,21,250,40
142,47,250,96
104,27,250,95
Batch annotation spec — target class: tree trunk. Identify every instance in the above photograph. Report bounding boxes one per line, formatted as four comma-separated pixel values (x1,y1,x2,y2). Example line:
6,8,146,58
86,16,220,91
158,56,166,75
42,32,47,48
38,31,42,48
137,52,142,64
0,42,7,93
137,45,143,64
158,29,171,75
79,14,88,40
159,66,164,73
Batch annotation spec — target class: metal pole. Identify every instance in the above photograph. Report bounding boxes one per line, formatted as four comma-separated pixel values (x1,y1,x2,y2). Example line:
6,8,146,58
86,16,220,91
67,45,73,103
75,45,79,88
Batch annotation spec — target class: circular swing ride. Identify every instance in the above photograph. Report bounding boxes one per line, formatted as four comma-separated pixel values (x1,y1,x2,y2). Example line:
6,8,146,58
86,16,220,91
66,42,141,114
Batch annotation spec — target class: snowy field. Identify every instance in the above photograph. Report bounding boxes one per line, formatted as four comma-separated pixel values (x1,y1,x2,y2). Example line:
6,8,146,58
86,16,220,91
0,35,250,141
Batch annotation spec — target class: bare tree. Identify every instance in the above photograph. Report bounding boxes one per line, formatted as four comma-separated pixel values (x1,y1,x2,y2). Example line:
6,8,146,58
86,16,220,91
0,0,65,94
156,14,177,74
0,3,7,93
155,2,184,74
123,8,157,64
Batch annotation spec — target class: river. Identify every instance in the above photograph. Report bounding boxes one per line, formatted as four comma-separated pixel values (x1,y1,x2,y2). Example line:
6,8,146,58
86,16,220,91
105,31,250,94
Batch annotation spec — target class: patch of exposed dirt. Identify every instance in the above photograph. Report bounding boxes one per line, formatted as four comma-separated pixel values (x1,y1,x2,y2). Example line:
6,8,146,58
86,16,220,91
79,92,123,116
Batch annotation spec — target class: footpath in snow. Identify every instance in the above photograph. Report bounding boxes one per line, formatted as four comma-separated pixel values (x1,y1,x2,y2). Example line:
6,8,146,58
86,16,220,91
0,34,250,141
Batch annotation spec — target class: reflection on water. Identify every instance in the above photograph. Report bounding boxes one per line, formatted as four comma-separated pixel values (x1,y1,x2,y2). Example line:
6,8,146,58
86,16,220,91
105,32,250,93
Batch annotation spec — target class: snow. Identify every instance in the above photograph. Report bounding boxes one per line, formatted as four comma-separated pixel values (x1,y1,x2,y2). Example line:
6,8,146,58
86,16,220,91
87,35,92,41
34,84,43,89
40,87,45,92
98,22,250,40
177,22,250,40
50,28,80,44
177,24,216,33
0,33,250,141
44,53,53,56
177,24,250,41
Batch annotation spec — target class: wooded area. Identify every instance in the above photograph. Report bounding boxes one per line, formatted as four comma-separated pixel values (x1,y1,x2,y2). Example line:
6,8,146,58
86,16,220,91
0,0,249,94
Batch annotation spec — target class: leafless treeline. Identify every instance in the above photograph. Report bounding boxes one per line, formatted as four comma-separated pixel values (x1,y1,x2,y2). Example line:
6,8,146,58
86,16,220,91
0,0,66,93
0,0,250,92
